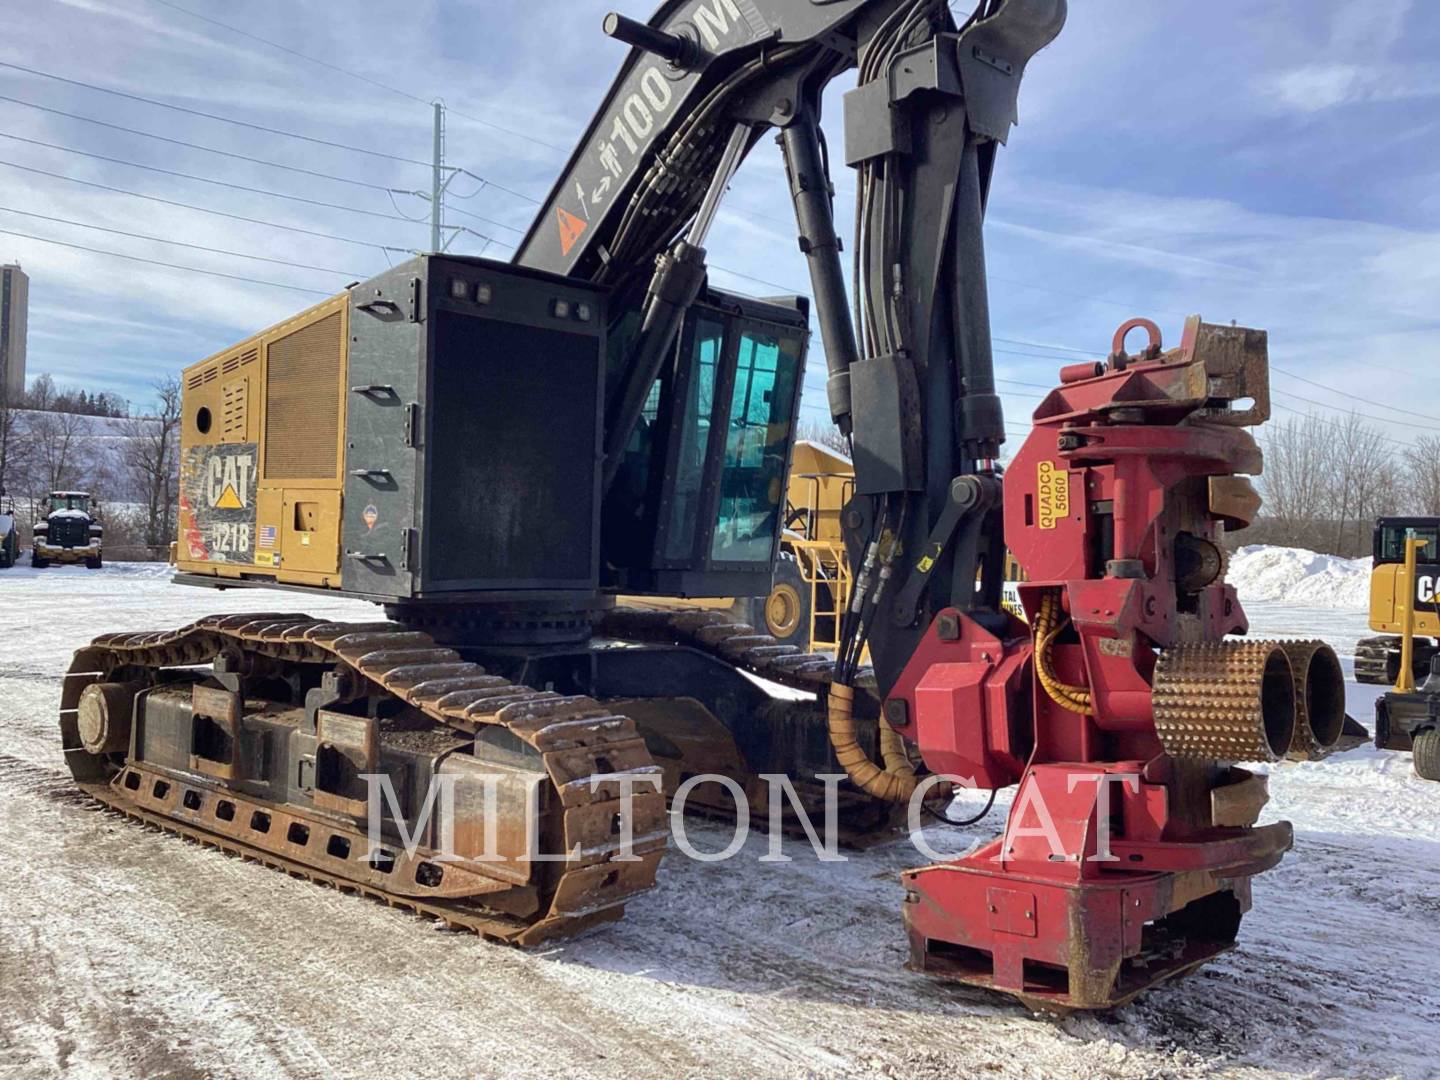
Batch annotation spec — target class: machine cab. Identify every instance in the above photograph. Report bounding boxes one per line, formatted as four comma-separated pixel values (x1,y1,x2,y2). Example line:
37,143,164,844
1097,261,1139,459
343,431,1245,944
1370,516,1440,631
603,288,809,599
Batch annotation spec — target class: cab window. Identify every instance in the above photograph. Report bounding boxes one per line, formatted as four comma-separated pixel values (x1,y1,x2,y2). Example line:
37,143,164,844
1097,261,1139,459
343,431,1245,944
710,330,801,564
1378,523,1440,563
663,318,724,559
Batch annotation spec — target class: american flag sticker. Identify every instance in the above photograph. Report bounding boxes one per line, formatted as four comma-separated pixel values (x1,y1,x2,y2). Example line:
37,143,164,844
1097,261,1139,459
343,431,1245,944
259,524,278,549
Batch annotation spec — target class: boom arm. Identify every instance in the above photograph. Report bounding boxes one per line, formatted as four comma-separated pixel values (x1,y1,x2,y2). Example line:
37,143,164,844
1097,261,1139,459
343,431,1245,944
513,0,1066,693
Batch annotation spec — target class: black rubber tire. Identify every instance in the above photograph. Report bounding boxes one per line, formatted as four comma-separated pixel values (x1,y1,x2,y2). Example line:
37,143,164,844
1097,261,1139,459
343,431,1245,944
762,552,812,651
31,553,48,568
1414,730,1440,782
86,556,102,570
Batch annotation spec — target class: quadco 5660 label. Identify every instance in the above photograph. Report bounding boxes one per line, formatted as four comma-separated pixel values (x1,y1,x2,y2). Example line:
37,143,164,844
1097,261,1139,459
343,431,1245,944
179,443,258,563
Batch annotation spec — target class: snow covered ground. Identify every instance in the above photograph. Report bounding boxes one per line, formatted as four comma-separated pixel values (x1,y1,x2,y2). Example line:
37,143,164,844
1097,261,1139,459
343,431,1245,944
0,554,1436,1079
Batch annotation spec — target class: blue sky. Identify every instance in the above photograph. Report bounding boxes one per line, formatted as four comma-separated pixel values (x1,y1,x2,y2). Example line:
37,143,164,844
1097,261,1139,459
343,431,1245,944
1,0,1437,448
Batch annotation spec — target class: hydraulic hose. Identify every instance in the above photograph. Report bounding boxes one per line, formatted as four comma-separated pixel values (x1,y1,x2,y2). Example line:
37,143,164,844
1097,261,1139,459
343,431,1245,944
1035,591,1091,714
826,682,918,802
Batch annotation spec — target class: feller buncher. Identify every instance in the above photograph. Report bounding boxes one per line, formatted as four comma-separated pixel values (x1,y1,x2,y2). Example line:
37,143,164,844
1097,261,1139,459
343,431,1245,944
1355,517,1440,686
59,0,1348,1010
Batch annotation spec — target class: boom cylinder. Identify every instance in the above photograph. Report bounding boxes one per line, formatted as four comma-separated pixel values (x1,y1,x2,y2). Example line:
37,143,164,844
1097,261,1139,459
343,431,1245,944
779,112,861,435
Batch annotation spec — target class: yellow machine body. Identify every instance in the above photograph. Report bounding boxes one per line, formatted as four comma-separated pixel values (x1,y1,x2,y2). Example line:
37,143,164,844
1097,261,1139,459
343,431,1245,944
175,294,349,591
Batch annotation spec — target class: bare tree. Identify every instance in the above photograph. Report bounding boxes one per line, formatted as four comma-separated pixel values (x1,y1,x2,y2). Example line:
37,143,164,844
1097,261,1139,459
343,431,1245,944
1259,410,1400,556
0,384,27,495
1405,436,1440,516
121,377,182,551
1259,413,1331,546
26,373,55,411
24,408,92,495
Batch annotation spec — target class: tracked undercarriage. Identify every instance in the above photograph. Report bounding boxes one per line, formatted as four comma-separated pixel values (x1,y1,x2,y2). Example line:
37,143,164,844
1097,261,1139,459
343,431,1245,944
60,608,894,943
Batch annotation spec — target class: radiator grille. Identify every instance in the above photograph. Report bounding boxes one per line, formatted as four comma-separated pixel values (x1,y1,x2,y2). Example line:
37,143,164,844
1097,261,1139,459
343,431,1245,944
264,312,342,479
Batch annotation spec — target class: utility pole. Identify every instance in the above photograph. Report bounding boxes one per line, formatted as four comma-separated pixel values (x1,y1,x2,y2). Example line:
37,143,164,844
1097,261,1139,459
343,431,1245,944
430,101,445,254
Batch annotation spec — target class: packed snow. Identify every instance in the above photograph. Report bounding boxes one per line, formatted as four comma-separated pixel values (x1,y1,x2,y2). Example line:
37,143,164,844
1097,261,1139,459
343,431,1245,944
0,550,1435,1078
1227,544,1373,611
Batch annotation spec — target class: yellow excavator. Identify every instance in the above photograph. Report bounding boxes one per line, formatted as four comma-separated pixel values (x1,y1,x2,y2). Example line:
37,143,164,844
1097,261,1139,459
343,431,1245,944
1371,524,1440,780
1355,517,1440,686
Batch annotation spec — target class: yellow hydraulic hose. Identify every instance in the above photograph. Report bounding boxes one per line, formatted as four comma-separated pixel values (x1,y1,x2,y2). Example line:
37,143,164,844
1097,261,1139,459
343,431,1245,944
827,682,918,802
1035,591,1091,714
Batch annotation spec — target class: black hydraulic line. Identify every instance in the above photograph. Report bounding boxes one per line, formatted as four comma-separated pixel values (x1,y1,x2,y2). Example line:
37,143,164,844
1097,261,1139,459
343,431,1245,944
923,785,997,827
779,110,861,436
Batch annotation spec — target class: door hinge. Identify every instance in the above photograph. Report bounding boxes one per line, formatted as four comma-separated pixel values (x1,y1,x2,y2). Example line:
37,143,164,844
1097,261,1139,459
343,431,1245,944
404,402,421,448
408,277,422,323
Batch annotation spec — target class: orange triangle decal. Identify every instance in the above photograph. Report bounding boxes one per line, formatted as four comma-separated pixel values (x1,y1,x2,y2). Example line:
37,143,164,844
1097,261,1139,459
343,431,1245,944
215,483,243,510
556,207,588,256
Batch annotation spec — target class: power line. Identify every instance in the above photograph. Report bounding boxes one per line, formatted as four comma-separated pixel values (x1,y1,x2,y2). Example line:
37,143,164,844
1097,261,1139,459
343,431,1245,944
0,204,363,276
145,0,574,156
0,94,398,193
0,157,414,255
1267,401,1417,452
0,129,425,225
451,168,545,207
0,225,333,295
427,201,526,236
1270,388,1436,432
1273,365,1440,426
994,336,1092,357
0,59,434,168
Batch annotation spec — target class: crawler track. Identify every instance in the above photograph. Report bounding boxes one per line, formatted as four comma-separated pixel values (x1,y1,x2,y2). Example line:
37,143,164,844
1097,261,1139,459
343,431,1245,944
61,613,667,946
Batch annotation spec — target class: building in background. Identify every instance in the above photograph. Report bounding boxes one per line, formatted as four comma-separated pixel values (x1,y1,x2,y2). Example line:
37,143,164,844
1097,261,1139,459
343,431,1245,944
1,263,28,400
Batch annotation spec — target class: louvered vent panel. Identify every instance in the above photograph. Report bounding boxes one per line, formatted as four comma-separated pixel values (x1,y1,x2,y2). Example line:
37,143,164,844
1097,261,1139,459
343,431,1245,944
187,371,204,390
239,348,258,367
264,312,342,479
202,366,218,383
222,355,240,374
221,377,248,442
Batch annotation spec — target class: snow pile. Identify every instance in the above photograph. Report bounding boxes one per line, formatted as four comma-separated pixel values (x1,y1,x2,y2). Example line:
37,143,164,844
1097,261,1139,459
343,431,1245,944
1227,544,1372,610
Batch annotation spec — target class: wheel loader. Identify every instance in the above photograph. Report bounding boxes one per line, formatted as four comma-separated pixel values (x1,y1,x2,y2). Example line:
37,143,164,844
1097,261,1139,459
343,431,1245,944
32,490,103,568
1355,516,1440,686
59,0,1346,1010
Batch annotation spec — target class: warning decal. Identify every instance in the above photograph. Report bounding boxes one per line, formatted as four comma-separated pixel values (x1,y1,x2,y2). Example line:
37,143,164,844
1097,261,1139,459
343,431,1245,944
556,207,587,256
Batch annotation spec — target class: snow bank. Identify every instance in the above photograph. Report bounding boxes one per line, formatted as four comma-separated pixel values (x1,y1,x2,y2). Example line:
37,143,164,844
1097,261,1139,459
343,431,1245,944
1227,544,1372,610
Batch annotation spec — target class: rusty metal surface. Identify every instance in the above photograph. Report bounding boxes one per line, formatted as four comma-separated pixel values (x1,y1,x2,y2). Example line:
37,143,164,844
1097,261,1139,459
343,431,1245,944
597,606,876,697
1152,640,1296,763
60,615,666,946
1281,640,1346,760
